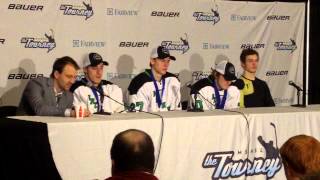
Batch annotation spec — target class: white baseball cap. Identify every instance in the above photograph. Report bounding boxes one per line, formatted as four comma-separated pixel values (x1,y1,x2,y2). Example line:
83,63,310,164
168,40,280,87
214,60,237,81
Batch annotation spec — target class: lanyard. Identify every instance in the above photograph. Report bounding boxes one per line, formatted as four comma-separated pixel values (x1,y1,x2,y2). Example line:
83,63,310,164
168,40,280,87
212,80,227,109
91,87,103,112
150,71,165,108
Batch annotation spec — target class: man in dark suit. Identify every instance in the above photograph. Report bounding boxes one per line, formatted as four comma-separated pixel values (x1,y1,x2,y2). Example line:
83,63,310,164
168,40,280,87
106,129,158,180
17,56,89,117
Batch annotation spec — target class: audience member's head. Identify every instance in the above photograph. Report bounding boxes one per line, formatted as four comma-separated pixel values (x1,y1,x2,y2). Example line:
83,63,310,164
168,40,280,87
110,129,155,175
280,134,320,180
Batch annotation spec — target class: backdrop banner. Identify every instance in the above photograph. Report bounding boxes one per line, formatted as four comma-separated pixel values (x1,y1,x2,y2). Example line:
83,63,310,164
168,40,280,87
0,0,305,107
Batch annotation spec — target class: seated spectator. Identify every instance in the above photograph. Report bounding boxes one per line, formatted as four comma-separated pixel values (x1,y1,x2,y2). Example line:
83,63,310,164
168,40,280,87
280,134,320,180
106,129,158,180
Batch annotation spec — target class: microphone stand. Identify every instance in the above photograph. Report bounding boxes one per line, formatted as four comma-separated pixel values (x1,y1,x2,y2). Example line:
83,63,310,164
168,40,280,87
291,89,304,107
187,93,204,112
187,84,217,112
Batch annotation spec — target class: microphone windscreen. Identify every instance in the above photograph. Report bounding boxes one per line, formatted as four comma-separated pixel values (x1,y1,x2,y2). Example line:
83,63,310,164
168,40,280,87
186,83,192,89
288,81,294,85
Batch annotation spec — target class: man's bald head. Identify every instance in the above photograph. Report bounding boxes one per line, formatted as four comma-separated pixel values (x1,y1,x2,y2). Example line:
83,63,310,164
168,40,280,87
110,129,155,174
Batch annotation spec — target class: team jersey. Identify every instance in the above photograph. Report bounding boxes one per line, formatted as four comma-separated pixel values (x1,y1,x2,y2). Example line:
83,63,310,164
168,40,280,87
189,75,240,110
70,78,124,114
239,76,275,107
127,69,181,112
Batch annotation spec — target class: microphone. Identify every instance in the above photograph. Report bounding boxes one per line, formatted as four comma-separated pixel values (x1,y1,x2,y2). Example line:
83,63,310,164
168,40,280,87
288,81,303,91
289,81,305,107
231,79,244,90
187,83,214,106
103,94,133,112
186,83,207,112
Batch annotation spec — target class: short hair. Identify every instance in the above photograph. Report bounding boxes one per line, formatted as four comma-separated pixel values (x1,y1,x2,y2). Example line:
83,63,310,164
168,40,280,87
240,48,259,64
50,56,79,78
280,135,320,178
149,58,157,68
110,129,155,173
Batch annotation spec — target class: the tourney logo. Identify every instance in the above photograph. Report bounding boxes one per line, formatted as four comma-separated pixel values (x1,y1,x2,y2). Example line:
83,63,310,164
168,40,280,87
20,29,56,53
193,4,220,25
192,71,210,81
60,1,93,20
274,39,297,53
161,33,190,54
202,123,282,180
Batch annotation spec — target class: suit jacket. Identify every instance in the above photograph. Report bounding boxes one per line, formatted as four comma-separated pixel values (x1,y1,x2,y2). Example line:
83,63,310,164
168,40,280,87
17,77,73,116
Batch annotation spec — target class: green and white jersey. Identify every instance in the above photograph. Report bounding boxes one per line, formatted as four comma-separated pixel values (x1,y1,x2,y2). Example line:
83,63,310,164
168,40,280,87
190,75,240,110
127,69,181,112
71,78,124,114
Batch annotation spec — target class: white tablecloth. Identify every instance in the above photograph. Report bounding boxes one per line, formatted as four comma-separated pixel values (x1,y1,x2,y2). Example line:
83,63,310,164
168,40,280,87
13,106,320,180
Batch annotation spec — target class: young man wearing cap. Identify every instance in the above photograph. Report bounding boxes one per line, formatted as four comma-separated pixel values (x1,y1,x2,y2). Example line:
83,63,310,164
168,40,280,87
127,46,181,112
189,60,240,110
239,49,275,107
71,53,124,114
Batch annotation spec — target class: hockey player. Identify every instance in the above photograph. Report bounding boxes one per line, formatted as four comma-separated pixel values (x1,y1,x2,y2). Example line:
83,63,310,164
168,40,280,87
127,46,181,112
71,52,124,114
189,59,240,110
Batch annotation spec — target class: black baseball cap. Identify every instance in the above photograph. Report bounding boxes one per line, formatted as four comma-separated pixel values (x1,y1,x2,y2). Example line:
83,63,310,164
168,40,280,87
83,52,109,67
150,46,176,60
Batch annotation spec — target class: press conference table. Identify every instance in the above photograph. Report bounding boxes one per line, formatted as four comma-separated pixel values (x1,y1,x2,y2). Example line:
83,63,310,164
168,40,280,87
1,106,320,180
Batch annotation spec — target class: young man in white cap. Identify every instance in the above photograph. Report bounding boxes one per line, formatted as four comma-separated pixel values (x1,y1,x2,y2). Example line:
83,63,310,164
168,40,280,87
189,59,240,110
71,52,124,114
127,46,181,112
